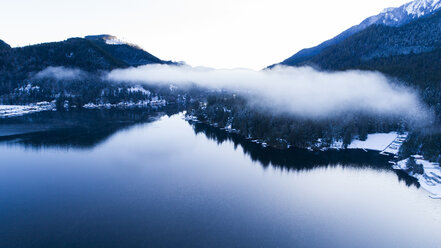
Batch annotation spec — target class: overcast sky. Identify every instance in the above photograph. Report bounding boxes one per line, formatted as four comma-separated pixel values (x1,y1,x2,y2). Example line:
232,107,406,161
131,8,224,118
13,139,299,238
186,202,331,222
1,0,410,69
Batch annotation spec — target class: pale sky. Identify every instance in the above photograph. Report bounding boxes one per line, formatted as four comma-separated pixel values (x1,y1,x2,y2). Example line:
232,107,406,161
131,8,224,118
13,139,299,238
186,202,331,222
0,0,410,69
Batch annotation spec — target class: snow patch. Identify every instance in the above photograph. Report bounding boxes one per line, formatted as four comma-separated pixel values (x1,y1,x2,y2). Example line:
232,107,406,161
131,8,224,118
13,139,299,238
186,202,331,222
0,102,56,118
83,99,166,109
394,155,441,198
329,139,344,150
404,0,441,17
330,132,407,155
381,7,396,13
348,132,400,151
16,84,40,93
367,0,441,27
105,38,126,45
127,85,151,95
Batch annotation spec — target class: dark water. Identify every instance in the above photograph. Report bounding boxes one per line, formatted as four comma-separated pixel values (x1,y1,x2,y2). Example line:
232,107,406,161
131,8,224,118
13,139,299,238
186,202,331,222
0,110,440,248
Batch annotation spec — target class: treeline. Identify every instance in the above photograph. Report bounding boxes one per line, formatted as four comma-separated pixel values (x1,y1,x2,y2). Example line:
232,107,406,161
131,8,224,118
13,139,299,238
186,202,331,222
294,11,441,121
308,45,441,121
186,93,407,150
401,130,441,162
0,35,173,98
0,75,195,111
276,11,441,162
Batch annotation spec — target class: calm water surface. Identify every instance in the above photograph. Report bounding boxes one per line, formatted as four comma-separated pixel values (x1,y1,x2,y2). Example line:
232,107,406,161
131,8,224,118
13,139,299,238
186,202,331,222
0,111,440,248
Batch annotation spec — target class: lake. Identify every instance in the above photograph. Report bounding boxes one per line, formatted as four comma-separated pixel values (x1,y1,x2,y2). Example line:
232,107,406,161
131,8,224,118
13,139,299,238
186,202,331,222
0,110,440,248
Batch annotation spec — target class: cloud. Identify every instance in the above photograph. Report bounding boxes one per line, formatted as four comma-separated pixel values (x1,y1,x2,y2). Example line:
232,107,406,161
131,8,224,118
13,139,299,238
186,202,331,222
35,66,85,80
107,64,430,121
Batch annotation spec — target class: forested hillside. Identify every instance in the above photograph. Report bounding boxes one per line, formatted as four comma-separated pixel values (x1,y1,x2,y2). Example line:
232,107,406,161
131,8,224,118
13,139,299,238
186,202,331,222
0,35,178,107
269,10,440,161
189,9,441,162
292,12,441,120
278,0,441,67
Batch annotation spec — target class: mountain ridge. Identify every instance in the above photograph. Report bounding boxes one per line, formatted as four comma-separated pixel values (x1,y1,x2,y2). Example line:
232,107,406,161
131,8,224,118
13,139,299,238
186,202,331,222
275,0,441,67
304,10,441,69
0,34,173,73
284,9,441,122
0,39,11,51
0,34,176,101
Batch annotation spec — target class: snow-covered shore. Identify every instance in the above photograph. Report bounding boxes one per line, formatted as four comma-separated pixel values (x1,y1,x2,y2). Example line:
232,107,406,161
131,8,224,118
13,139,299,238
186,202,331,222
0,99,167,118
0,102,55,118
329,132,408,155
185,112,410,153
393,156,441,199
83,99,166,109
340,133,441,199
324,133,441,199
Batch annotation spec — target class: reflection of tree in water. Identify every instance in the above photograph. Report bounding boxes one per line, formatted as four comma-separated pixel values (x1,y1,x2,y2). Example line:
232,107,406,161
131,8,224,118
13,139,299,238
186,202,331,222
0,111,420,188
0,107,180,149
190,121,420,188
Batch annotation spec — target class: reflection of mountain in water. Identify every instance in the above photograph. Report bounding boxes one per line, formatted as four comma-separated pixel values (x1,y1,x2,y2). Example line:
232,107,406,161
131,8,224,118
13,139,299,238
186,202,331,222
190,121,419,187
0,111,419,188
0,107,180,149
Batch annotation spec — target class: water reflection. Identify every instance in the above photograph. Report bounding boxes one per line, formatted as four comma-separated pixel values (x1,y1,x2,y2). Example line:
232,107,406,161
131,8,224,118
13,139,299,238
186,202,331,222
0,107,180,149
0,110,419,188
190,121,420,187
0,112,438,248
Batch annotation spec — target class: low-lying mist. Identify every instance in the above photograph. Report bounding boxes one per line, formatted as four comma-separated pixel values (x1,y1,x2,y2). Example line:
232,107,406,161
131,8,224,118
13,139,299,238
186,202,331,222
106,64,430,121
35,66,86,80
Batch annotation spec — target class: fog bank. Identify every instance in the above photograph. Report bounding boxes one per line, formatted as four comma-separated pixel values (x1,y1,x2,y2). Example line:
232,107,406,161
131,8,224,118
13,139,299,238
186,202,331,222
35,66,85,80
105,64,429,120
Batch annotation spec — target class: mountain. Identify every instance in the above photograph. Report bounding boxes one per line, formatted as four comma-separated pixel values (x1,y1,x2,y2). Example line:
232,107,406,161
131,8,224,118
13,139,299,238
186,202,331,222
84,34,168,66
276,0,441,66
0,35,177,106
323,12,441,116
305,10,441,69
0,34,172,74
270,0,441,120
0,35,173,91
0,39,11,51
0,40,11,70
292,9,441,113
188,1,441,162
267,0,441,159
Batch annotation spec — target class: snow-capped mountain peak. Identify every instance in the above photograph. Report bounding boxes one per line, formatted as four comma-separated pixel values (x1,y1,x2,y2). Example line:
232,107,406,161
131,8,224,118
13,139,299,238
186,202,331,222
371,0,441,26
84,34,129,46
381,7,396,14
404,0,441,17
103,36,127,45
278,0,441,67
